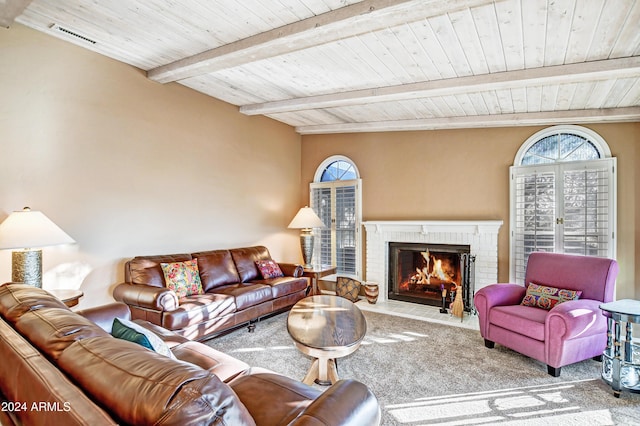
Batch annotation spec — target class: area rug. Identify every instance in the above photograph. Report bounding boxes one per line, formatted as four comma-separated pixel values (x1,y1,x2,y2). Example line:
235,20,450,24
207,310,640,425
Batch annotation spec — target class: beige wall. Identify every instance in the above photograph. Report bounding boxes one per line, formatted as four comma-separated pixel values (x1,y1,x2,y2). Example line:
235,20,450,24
0,25,303,308
1,24,638,309
301,123,639,300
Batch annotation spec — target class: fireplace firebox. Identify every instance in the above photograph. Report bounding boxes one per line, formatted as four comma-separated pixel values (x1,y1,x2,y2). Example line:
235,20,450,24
388,242,475,311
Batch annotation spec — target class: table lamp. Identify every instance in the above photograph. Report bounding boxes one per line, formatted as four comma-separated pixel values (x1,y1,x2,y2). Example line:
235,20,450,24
288,206,325,268
0,207,75,288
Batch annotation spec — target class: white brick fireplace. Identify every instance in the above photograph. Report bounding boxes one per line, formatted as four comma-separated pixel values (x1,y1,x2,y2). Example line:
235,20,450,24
363,220,503,304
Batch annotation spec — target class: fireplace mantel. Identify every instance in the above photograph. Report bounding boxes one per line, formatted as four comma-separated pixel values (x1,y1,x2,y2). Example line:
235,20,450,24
363,220,503,304
363,220,503,236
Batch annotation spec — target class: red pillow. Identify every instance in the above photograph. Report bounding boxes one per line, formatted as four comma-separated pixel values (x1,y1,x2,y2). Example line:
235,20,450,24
255,259,284,279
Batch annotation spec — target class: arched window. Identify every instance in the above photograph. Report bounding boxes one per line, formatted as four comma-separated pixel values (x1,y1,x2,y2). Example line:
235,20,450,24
515,125,610,165
510,125,616,282
310,156,362,278
315,157,360,182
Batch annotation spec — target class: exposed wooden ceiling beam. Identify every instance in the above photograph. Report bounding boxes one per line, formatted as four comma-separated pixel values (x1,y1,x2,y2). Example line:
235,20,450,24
147,0,497,83
295,107,640,134
0,0,33,28
242,57,640,115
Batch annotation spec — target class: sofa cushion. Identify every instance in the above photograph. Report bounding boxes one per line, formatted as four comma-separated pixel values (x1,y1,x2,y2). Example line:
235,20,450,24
0,318,118,426
0,283,69,323
57,337,256,426
230,246,272,283
230,373,321,425
128,254,192,287
255,259,284,279
192,250,241,291
111,318,176,359
489,305,547,341
14,307,110,361
160,258,204,299
172,341,250,382
254,276,308,299
211,283,273,311
521,282,582,310
162,293,236,331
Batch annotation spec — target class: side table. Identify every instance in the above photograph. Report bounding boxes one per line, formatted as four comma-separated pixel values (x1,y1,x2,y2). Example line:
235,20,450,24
49,289,84,308
301,265,337,296
599,299,640,397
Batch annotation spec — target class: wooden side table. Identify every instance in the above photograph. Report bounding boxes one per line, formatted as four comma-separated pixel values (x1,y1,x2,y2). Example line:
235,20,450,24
49,289,84,308
301,265,337,295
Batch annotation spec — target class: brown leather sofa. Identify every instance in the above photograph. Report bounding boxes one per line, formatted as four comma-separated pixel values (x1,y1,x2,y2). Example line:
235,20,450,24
0,283,381,425
113,246,309,340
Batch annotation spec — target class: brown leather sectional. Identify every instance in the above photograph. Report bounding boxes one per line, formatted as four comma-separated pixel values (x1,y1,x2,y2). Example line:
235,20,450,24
113,246,309,340
0,283,381,425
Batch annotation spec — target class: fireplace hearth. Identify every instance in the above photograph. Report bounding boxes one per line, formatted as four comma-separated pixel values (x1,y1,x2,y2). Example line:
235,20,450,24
388,242,475,311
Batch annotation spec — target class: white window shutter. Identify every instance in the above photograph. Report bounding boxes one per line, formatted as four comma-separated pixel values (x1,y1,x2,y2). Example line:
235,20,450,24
561,159,616,258
510,159,615,283
510,166,557,283
310,179,361,277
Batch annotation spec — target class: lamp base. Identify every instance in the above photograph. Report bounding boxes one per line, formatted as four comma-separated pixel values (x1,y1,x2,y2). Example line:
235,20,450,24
300,229,314,268
12,249,43,288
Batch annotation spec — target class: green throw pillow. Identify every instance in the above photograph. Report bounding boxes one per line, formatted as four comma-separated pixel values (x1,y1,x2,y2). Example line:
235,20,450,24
111,318,176,359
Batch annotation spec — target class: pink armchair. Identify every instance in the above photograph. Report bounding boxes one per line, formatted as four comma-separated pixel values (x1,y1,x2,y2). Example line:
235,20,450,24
474,252,618,376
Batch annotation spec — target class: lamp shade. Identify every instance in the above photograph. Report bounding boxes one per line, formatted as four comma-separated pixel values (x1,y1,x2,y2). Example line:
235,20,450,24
0,207,75,250
288,207,325,229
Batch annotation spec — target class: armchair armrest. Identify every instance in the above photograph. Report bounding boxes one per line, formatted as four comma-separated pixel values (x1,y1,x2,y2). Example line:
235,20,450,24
475,284,526,309
289,379,381,426
113,283,179,312
76,302,131,333
546,299,607,341
545,298,609,368
278,262,304,278
474,284,526,338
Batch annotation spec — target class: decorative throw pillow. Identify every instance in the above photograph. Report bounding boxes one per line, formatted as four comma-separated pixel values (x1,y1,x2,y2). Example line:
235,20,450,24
336,277,361,302
160,258,204,299
521,283,582,310
111,318,176,359
256,259,284,279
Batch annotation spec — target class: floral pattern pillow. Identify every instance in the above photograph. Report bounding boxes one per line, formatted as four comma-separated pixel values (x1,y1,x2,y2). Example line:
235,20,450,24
160,258,204,299
255,259,284,279
521,283,582,310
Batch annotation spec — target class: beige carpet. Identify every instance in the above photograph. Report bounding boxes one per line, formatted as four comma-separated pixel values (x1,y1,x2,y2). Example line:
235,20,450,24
208,310,640,425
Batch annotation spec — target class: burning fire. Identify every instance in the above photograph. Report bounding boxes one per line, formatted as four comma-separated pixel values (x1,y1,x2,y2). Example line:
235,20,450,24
408,250,454,285
432,258,448,281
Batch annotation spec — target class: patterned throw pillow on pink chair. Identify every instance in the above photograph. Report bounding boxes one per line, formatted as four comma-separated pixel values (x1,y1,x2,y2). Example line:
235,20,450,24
521,283,582,310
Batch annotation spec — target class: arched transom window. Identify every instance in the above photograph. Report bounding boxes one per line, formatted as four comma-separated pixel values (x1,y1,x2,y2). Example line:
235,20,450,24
516,124,610,165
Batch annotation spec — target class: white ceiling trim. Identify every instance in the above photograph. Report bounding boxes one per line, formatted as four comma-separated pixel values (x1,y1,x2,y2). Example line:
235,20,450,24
147,0,497,83
241,57,640,115
296,107,640,134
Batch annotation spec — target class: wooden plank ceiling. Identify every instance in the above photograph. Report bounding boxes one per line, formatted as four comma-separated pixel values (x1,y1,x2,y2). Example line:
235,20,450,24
8,0,640,134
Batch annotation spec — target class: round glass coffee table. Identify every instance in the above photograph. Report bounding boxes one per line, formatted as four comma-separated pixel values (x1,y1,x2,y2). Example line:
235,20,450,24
287,295,366,386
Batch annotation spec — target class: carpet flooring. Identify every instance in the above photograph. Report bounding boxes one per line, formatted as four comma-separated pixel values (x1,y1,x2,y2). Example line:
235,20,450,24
207,309,640,425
